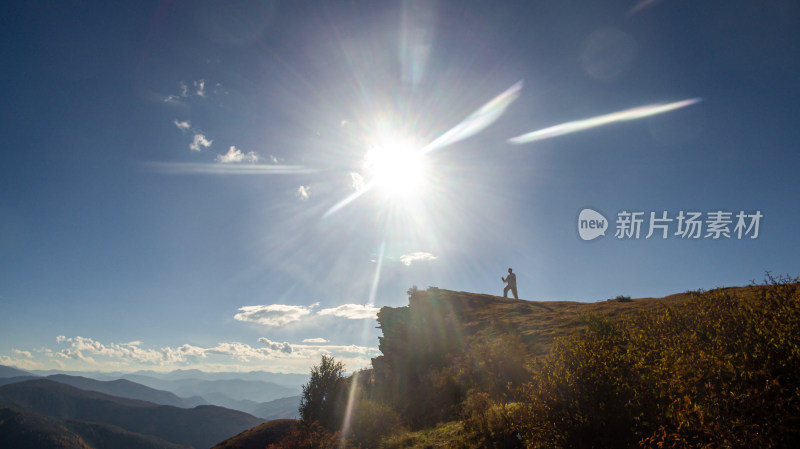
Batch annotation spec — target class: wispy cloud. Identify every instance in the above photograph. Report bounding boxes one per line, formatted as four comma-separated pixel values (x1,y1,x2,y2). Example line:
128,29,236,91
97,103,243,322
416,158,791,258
296,185,310,200
173,120,191,132
302,337,329,344
164,79,213,102
350,172,365,191
12,349,32,358
317,304,380,320
189,133,212,151
194,79,206,97
234,304,312,326
399,252,437,266
216,145,259,163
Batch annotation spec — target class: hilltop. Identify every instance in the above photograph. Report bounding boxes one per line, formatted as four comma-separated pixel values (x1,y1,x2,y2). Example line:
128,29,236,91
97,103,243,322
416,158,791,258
376,287,697,360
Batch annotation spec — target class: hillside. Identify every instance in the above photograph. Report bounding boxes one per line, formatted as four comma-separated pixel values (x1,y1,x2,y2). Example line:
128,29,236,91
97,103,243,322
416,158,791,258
211,419,299,449
0,379,264,448
0,406,186,449
373,286,695,372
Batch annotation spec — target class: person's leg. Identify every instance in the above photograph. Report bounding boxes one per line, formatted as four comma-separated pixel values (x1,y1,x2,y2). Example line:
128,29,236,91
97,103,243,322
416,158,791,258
504,285,510,298
512,287,518,299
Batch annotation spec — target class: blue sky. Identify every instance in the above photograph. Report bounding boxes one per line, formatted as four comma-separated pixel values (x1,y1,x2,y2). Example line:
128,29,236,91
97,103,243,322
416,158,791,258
1,0,798,374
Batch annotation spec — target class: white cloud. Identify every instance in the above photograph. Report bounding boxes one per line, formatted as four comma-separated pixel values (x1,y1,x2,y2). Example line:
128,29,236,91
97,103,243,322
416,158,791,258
258,338,293,354
399,252,437,266
216,145,259,163
350,172,365,191
9,335,380,374
164,80,211,102
12,349,32,358
194,79,206,97
302,337,329,344
269,155,281,164
234,304,312,326
317,304,380,320
190,133,212,151
54,336,170,364
296,185,310,200
0,355,48,370
173,120,191,132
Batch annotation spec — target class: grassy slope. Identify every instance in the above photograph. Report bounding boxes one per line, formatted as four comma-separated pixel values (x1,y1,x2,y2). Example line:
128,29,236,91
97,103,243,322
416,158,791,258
211,419,299,449
407,288,703,358
375,286,761,448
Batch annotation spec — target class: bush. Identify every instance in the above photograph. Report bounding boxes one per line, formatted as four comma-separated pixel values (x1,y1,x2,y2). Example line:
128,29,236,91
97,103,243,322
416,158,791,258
460,390,522,448
344,398,404,447
508,275,800,448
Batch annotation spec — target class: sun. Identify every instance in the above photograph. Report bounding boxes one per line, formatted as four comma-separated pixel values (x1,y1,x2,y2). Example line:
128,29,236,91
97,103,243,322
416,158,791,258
363,132,429,197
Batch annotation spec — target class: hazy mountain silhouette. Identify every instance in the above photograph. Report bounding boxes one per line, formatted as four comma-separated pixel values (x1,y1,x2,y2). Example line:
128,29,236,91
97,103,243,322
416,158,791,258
248,395,300,420
0,365,34,378
0,379,263,448
0,375,39,387
45,374,197,408
129,377,299,404
0,406,187,449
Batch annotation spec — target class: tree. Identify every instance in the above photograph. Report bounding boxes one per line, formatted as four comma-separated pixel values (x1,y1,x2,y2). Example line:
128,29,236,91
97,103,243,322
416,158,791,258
299,355,346,430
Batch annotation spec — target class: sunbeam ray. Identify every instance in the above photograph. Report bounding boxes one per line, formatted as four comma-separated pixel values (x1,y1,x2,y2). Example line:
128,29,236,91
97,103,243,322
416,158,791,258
322,180,377,219
508,98,701,144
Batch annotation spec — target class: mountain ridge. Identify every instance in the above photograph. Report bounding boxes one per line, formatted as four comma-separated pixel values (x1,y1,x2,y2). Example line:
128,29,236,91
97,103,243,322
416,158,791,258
0,379,264,448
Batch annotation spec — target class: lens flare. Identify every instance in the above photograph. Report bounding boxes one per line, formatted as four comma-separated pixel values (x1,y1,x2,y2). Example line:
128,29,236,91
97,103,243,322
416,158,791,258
421,80,523,154
323,81,523,218
508,98,701,145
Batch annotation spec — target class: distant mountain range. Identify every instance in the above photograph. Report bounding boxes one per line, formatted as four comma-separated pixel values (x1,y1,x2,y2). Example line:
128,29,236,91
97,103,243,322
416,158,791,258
0,364,33,378
0,379,264,448
29,368,309,390
0,366,304,420
0,406,187,449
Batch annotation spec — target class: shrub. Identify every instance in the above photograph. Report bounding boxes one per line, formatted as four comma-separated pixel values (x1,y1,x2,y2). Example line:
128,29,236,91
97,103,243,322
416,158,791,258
508,276,800,448
460,390,522,448
344,398,404,447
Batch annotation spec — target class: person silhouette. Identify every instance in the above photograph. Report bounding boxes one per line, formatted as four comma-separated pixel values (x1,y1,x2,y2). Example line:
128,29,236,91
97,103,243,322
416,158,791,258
502,268,518,299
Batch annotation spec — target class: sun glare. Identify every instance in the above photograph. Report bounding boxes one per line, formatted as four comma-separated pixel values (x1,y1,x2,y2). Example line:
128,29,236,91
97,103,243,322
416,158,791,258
364,133,428,197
